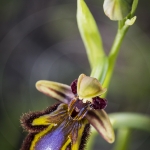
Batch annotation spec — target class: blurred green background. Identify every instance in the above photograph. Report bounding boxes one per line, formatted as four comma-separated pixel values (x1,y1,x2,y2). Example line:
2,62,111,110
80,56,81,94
0,0,150,149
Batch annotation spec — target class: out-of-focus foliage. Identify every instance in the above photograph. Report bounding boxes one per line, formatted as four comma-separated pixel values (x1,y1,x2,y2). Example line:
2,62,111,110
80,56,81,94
0,0,150,150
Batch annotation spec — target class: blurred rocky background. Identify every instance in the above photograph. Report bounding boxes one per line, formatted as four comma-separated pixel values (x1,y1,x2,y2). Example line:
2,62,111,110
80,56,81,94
0,0,150,149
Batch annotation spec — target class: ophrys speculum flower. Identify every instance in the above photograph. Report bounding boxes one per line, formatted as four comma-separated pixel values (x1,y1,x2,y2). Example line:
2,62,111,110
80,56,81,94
20,74,115,150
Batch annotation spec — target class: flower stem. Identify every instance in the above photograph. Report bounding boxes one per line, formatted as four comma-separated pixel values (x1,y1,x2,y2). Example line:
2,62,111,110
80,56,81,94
113,128,131,150
109,112,150,132
87,112,150,150
103,24,129,96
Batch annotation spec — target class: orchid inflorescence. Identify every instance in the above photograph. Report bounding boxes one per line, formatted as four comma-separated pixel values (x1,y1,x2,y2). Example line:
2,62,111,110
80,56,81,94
20,74,115,150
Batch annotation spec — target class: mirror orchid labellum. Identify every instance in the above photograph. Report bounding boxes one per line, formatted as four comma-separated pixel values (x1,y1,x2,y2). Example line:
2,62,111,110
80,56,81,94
20,74,115,150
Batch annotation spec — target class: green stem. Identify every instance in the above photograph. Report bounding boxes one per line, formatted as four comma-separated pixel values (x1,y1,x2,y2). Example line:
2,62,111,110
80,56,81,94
109,112,150,132
103,24,129,96
87,112,150,150
113,128,131,150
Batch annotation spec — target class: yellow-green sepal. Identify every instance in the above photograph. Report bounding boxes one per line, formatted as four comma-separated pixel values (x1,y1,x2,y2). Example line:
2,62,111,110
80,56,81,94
36,80,74,104
86,109,115,143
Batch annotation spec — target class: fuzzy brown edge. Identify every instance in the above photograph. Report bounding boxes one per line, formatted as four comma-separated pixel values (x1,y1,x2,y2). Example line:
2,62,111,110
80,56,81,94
20,103,61,133
79,123,91,150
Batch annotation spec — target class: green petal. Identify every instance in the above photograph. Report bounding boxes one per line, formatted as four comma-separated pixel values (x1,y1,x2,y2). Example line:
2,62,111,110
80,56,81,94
36,80,74,104
86,109,115,143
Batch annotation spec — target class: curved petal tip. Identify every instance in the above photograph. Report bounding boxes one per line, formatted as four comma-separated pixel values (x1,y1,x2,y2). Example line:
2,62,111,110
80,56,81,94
86,109,115,143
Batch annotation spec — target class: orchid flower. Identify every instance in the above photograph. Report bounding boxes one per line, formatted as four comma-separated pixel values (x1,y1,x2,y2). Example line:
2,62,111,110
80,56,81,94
20,74,115,150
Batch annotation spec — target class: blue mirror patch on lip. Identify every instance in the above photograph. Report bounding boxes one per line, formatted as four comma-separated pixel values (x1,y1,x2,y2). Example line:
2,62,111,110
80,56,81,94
35,123,67,150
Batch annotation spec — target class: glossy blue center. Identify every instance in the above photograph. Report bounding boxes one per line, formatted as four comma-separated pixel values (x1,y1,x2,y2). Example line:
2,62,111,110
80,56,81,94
35,127,65,150
35,121,72,150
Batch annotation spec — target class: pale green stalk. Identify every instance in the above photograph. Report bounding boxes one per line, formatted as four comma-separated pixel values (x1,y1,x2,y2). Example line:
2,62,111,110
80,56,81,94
102,0,139,92
102,24,129,96
87,113,150,150
113,128,131,150
109,112,150,132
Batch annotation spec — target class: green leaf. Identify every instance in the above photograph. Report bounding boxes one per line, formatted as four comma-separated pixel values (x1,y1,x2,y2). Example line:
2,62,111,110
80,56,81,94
109,113,150,132
77,0,105,69
90,56,108,84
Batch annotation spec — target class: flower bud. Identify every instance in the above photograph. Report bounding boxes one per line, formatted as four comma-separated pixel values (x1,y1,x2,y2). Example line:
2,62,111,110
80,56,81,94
103,0,133,20
125,16,136,25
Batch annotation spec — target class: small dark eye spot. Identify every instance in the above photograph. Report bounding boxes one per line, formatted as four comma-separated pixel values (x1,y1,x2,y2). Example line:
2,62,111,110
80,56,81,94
70,79,78,95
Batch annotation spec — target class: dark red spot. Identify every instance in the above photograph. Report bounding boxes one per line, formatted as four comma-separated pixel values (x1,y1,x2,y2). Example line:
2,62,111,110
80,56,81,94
91,97,107,109
70,79,78,95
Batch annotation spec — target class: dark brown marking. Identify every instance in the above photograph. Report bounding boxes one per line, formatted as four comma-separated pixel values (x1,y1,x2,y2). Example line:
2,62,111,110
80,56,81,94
20,133,35,150
79,123,90,150
48,87,72,103
87,110,105,130
20,103,60,133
